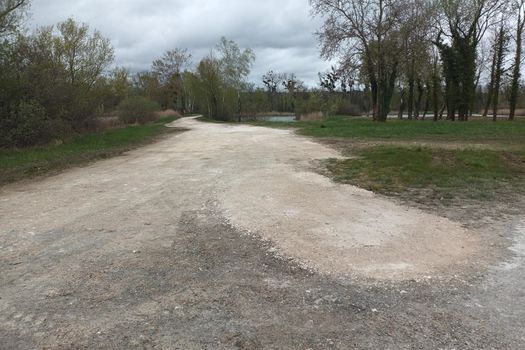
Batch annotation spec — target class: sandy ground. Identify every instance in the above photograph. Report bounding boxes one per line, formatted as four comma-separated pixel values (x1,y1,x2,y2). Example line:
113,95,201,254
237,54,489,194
1,117,524,349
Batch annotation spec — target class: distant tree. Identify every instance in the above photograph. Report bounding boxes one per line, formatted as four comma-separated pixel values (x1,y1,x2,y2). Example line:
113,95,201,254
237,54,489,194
398,0,434,120
196,55,221,119
57,19,114,89
152,48,192,111
152,49,191,85
215,37,255,120
105,67,132,109
262,70,280,111
282,73,305,112
311,0,409,122
488,21,511,121
216,37,255,90
319,67,339,93
434,0,504,121
133,71,162,104
509,0,525,120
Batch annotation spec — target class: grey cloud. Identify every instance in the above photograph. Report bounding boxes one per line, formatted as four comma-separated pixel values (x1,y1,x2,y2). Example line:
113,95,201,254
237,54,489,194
29,0,332,86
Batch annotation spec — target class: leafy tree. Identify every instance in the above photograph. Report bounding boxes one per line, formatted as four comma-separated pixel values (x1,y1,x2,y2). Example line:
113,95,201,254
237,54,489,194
196,55,222,119
215,37,255,119
434,0,504,121
1,18,114,145
133,71,163,104
151,48,192,111
58,19,114,89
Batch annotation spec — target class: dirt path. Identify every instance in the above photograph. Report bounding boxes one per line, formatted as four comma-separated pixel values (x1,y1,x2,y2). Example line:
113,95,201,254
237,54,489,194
1,117,524,349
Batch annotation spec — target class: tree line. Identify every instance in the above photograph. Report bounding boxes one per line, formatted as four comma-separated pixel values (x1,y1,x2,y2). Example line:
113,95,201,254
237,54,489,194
0,0,369,149
2,0,525,149
310,0,525,122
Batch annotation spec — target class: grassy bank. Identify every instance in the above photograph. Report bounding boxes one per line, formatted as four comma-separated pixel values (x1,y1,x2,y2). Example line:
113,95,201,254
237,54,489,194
257,117,525,143
0,116,181,186
326,146,525,203
304,118,525,204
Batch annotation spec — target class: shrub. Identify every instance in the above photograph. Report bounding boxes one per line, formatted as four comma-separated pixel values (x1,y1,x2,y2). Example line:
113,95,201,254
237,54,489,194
0,100,64,148
117,96,160,125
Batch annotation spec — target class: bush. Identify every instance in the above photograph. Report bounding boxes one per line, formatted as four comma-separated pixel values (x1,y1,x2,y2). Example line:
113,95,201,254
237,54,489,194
0,100,64,148
117,96,160,124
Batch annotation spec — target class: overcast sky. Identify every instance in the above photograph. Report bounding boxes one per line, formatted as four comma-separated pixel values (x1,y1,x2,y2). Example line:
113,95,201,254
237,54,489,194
28,0,332,87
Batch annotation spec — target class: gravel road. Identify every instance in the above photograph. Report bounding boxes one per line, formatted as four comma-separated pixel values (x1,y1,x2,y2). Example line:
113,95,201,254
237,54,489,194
1,117,524,349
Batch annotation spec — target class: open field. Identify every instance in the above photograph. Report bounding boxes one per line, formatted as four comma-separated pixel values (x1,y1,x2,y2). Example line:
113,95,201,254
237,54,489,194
0,116,181,187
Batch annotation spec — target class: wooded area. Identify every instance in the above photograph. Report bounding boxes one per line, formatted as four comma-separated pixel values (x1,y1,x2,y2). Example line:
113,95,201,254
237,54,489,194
1,0,525,148
311,0,525,122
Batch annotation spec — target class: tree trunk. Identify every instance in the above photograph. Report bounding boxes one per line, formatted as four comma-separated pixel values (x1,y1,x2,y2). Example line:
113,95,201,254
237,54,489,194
509,9,524,121
398,89,406,120
422,81,431,120
492,24,507,122
370,80,378,121
414,81,424,120
432,61,440,121
439,104,446,120
484,42,498,118
407,77,414,120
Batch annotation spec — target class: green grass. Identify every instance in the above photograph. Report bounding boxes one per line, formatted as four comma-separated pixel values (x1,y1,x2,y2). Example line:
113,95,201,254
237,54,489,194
288,117,525,142
0,116,181,186
228,115,525,203
326,146,525,202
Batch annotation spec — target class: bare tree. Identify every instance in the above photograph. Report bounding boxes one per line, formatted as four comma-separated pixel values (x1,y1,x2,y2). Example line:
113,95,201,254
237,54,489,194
310,0,408,122
262,70,280,111
398,0,434,120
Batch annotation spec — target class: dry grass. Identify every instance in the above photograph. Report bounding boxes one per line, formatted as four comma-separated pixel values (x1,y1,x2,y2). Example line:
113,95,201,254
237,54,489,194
155,109,182,118
298,112,324,121
483,108,525,117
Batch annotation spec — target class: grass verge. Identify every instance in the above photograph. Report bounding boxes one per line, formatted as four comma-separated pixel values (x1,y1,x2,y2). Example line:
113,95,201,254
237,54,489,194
0,116,182,187
294,117,525,143
325,146,525,203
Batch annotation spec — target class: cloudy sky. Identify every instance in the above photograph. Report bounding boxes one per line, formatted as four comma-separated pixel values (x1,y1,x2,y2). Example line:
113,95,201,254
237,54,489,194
28,0,332,87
